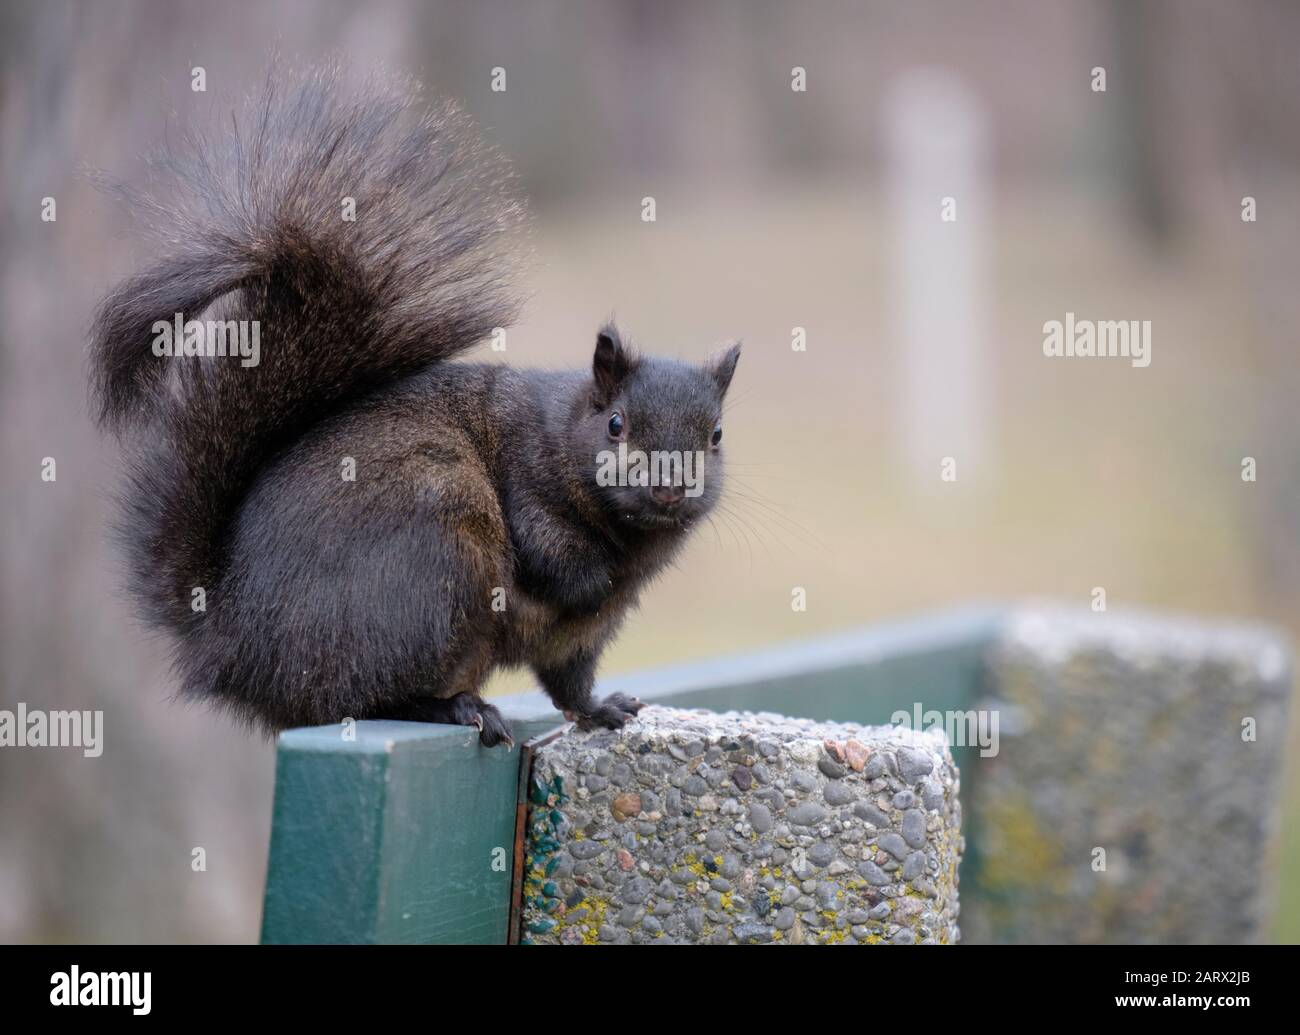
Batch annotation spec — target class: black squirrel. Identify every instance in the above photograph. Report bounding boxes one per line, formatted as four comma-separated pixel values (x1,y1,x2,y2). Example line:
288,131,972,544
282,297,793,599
90,65,739,747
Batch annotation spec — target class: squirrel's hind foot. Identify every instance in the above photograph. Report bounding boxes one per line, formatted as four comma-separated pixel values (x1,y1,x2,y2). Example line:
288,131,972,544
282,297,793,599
384,693,514,749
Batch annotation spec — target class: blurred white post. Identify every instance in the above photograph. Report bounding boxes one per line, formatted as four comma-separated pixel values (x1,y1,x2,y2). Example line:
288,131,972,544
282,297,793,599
883,70,991,493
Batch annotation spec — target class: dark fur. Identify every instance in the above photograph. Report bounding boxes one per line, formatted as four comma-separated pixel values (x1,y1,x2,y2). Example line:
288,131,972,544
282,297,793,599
91,64,739,744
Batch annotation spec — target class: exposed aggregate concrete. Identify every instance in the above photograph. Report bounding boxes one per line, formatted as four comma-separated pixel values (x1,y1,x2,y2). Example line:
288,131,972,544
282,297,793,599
522,707,963,945
965,606,1292,944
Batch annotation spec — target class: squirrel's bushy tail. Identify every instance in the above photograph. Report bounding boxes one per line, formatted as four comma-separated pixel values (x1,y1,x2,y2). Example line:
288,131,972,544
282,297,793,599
91,63,526,630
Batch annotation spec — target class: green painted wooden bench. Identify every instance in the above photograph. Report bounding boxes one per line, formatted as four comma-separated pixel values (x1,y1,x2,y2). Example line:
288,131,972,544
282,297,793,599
260,602,1292,943
261,604,1000,943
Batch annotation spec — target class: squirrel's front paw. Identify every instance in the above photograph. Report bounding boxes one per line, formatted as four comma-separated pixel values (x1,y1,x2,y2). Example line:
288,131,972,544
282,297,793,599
566,692,646,731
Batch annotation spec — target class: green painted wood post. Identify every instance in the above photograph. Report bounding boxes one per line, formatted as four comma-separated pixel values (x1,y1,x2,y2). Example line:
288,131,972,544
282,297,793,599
260,719,555,944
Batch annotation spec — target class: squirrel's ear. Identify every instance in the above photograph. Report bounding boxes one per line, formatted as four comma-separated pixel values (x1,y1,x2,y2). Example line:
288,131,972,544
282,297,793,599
706,341,742,396
593,323,634,403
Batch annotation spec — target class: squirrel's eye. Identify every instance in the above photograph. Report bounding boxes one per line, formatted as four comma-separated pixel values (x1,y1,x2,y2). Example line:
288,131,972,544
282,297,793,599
608,412,625,439
711,422,722,446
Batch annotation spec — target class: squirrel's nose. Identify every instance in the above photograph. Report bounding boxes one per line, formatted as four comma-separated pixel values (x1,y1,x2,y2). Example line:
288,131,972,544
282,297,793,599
651,484,685,507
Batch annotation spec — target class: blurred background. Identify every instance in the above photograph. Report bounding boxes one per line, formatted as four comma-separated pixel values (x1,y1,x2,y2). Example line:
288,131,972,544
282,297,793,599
2,0,1298,942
